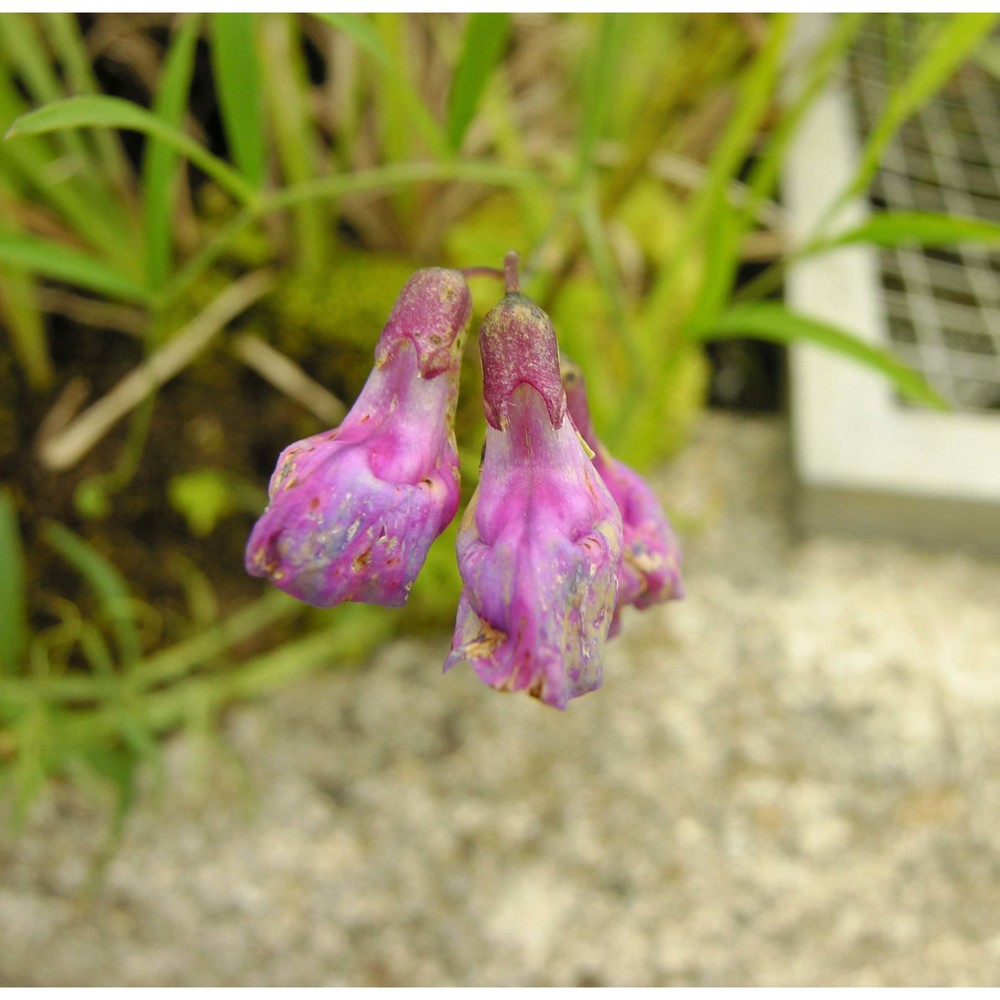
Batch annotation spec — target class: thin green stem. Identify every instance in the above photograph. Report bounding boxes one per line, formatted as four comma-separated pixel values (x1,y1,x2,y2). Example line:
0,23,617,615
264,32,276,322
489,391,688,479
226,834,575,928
0,591,302,706
641,13,793,346
161,160,546,310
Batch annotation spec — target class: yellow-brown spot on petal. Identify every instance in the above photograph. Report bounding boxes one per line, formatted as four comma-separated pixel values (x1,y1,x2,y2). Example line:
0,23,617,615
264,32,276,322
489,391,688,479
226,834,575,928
463,619,506,660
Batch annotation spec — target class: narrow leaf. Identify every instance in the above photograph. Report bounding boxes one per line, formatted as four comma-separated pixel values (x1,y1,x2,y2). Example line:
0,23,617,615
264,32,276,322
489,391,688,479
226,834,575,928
975,37,1000,80
42,521,142,667
312,12,448,157
644,14,793,345
162,159,544,308
0,16,101,190
7,96,257,206
746,13,868,210
0,261,52,387
699,301,949,410
77,746,139,834
826,211,1000,249
0,489,28,674
315,12,388,64
40,12,130,182
370,13,418,221
260,14,327,270
0,232,151,302
446,13,511,152
0,62,137,272
834,14,998,219
144,15,201,292
212,13,266,187
576,14,627,184
715,14,869,315
677,13,794,339
11,706,52,827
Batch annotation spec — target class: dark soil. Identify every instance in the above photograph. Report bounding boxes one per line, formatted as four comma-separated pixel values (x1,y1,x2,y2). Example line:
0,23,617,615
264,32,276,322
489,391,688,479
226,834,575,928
3,312,291,649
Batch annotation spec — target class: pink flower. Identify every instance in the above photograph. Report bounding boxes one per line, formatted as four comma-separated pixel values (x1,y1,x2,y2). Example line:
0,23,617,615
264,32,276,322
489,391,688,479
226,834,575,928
445,257,623,709
562,360,683,635
245,268,472,607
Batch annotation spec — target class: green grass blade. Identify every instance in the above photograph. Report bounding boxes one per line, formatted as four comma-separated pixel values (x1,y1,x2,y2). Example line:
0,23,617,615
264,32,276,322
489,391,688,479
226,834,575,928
42,521,142,668
824,211,1000,248
0,16,103,194
641,14,793,348
0,489,28,675
65,606,392,749
711,14,867,316
10,705,53,827
372,12,417,220
575,14,627,185
313,12,448,158
7,96,257,207
163,159,543,309
260,14,327,271
0,72,138,272
446,13,511,153
0,17,71,116
747,14,868,211
315,11,385,61
75,745,140,838
675,13,794,340
77,622,118,678
0,232,152,303
746,211,1000,303
975,37,1000,80
0,592,301,705
211,13,266,187
577,180,638,380
0,272,50,387
40,12,130,183
144,14,201,293
828,13,998,225
699,301,949,410
0,203,52,385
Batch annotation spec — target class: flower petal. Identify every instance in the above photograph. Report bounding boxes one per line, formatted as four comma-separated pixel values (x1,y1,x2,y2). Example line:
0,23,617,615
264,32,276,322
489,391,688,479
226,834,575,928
245,269,471,608
446,385,622,708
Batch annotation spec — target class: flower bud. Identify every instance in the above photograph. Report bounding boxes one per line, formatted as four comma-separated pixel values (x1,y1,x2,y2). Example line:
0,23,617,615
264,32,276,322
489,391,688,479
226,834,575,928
479,292,566,431
245,268,472,608
562,359,683,635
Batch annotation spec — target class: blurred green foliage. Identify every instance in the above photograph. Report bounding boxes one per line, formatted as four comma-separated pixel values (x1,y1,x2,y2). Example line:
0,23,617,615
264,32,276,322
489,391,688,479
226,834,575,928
1,13,998,821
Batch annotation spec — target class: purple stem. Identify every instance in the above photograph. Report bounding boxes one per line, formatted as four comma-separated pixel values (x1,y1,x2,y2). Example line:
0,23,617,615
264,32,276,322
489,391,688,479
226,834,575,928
459,266,506,281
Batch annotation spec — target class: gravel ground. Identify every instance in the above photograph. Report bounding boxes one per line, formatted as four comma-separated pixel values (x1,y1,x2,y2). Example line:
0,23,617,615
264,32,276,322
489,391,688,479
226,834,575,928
3,413,1000,986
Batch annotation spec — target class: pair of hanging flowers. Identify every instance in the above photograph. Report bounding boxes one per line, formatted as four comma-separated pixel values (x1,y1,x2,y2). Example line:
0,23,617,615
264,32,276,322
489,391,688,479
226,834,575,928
245,253,682,709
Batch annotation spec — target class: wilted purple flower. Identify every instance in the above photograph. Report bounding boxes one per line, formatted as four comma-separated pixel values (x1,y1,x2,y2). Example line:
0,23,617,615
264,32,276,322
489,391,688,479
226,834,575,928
445,255,623,709
245,268,472,608
562,359,683,635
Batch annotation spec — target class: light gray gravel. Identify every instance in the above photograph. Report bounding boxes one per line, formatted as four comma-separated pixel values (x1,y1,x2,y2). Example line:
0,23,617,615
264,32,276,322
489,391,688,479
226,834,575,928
3,413,1000,986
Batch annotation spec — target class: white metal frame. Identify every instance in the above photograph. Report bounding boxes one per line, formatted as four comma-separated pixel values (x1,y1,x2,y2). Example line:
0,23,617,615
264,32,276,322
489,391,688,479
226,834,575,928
784,16,1000,546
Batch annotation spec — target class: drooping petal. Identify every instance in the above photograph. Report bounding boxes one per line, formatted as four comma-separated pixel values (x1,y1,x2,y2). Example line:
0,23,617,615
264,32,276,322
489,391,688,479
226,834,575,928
600,455,683,611
562,359,683,632
445,388,622,708
245,269,471,608
446,259,623,708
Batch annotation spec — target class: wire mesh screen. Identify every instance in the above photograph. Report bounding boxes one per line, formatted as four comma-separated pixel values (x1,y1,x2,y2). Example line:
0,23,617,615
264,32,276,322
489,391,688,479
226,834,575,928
849,21,1000,412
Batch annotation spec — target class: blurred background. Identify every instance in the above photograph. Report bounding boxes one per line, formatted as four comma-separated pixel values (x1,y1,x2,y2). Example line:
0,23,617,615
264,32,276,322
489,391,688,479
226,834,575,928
1,12,999,986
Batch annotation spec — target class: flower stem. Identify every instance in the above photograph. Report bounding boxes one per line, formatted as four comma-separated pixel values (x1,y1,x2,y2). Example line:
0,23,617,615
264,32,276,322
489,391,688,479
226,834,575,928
458,266,505,281
504,250,520,293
